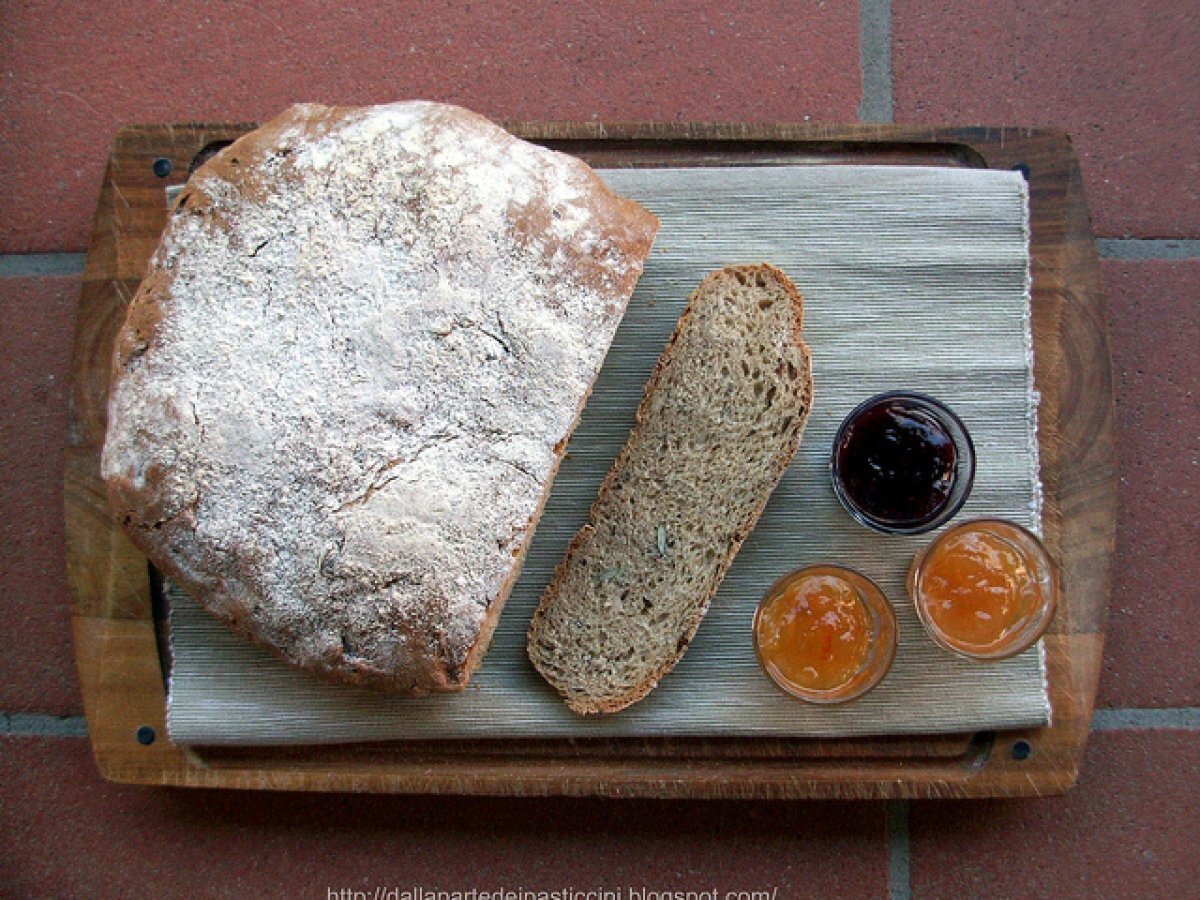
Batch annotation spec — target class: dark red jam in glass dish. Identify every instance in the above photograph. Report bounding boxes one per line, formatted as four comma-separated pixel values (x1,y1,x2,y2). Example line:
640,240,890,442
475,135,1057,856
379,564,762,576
830,391,975,535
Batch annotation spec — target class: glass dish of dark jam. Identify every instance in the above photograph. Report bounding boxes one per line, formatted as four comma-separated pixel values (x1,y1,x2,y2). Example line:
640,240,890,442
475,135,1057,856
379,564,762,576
830,391,975,535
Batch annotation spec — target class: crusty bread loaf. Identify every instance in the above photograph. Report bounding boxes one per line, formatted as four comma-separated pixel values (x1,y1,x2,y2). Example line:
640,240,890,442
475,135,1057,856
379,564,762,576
527,264,812,714
102,101,658,693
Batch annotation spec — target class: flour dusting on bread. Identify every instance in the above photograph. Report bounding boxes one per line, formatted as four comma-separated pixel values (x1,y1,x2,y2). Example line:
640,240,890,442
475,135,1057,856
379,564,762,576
102,101,658,692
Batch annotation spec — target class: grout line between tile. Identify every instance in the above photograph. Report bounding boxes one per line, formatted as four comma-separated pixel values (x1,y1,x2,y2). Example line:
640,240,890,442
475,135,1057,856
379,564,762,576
0,252,86,277
886,799,911,900
1092,708,1200,730
1096,239,1200,259
857,0,893,123
1,712,89,737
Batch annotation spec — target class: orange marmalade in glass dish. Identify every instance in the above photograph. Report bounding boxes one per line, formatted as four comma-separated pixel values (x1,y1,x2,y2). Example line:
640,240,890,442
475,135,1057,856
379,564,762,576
908,519,1059,660
753,565,896,703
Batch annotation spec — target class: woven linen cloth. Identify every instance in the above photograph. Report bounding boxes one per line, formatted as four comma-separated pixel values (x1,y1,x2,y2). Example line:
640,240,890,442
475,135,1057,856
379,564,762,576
165,165,1047,744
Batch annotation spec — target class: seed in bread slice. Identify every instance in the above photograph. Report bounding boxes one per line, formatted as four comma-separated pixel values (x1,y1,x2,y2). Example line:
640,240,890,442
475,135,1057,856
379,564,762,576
526,263,813,714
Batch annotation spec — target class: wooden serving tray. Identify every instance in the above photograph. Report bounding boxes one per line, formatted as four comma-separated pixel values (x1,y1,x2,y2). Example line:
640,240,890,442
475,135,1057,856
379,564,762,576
66,122,1113,798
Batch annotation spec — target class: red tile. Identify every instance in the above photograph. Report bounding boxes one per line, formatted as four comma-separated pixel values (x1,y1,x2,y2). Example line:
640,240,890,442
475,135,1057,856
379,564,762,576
0,1,860,253
893,1,1200,237
1099,261,1200,708
911,729,1200,897
1,736,887,896
0,277,82,714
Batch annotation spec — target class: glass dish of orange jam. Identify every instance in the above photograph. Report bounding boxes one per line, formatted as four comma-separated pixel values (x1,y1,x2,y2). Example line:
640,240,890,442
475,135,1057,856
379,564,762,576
908,519,1059,660
753,565,897,703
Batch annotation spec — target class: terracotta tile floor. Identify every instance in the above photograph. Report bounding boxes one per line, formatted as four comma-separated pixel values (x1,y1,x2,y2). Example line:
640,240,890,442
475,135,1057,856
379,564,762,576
3,1,1196,895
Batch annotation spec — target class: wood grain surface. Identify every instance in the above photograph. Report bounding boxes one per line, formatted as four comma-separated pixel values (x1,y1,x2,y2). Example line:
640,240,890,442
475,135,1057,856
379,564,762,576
65,122,1113,798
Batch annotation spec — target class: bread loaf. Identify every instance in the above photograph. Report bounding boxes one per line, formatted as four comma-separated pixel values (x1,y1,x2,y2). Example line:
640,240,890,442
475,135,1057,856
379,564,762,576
527,264,812,714
102,101,658,693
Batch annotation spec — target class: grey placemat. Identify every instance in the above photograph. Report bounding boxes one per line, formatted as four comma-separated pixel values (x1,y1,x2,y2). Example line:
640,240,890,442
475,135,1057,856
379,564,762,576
166,164,1047,745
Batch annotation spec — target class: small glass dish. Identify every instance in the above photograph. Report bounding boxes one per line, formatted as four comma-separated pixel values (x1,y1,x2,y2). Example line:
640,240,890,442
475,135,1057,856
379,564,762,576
830,391,975,535
752,564,897,704
908,518,1059,660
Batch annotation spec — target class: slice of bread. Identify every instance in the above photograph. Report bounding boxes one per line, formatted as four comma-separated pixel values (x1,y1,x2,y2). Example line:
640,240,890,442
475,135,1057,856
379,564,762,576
527,264,813,714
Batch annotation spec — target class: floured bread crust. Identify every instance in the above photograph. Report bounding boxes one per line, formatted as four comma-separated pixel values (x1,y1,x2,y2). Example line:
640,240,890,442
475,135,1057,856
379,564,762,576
101,101,658,692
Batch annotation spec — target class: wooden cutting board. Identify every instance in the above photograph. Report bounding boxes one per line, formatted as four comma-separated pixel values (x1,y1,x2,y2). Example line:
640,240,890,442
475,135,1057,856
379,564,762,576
65,122,1113,798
